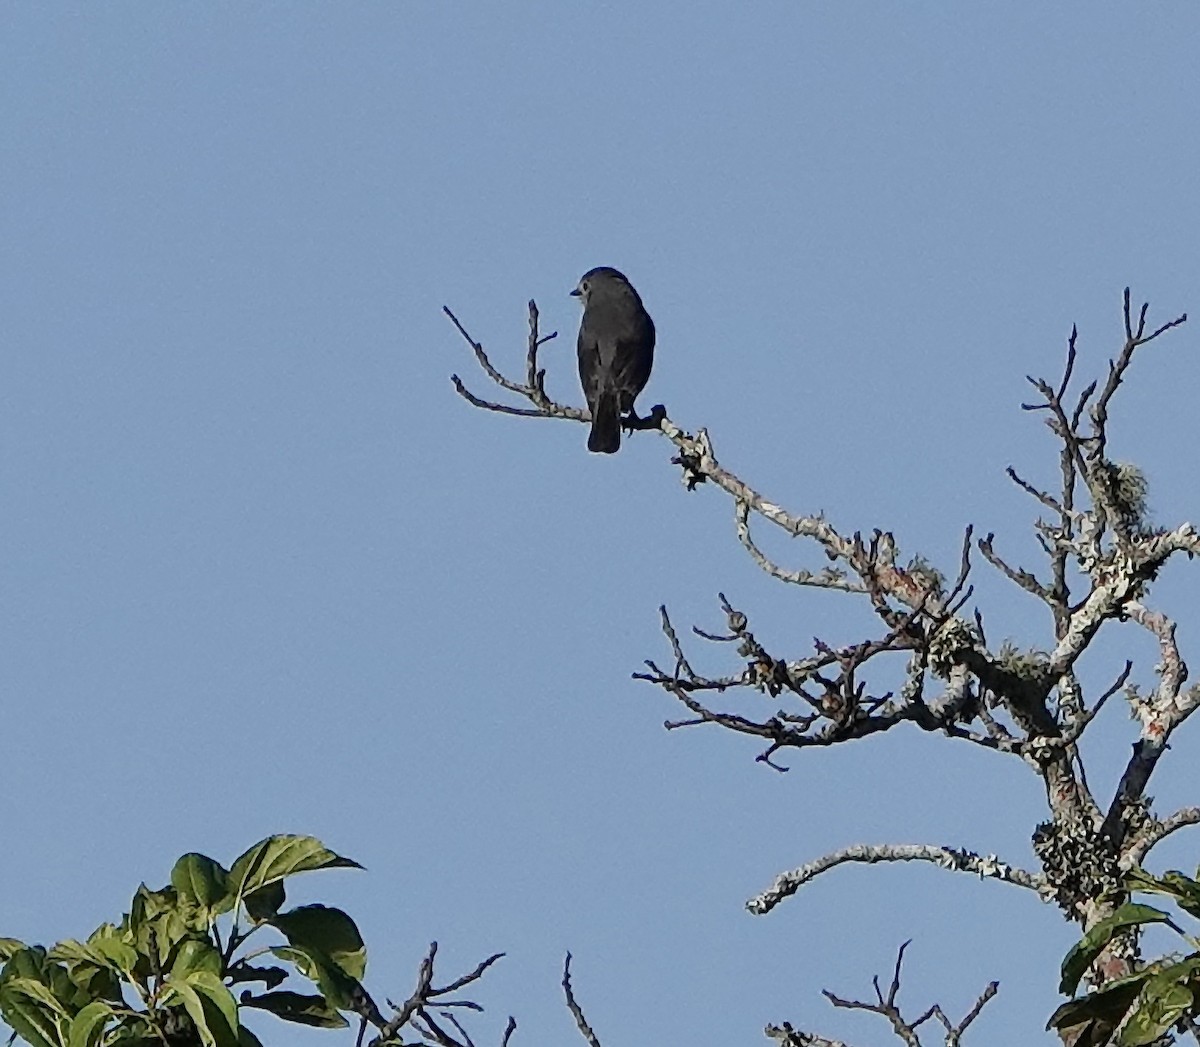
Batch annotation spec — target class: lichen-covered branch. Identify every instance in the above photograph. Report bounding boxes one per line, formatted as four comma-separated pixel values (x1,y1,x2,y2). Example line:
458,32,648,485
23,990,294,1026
746,843,1051,916
1122,806,1200,870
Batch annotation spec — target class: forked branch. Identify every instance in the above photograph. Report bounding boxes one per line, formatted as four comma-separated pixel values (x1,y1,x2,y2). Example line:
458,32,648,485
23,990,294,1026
765,942,999,1047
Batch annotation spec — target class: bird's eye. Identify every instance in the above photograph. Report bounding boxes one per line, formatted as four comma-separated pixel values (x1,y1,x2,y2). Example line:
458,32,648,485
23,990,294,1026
581,282,589,293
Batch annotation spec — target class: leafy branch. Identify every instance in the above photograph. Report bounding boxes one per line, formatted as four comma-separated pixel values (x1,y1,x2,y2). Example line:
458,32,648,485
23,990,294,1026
0,835,514,1047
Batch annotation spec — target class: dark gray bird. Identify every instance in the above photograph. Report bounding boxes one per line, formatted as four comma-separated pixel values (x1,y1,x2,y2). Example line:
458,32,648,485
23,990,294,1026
571,266,655,454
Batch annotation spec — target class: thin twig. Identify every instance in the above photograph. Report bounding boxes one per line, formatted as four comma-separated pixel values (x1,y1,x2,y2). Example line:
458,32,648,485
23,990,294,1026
562,954,602,1047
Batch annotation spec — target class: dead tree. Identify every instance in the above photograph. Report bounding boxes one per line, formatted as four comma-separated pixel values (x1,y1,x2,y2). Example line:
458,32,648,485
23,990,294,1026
448,290,1193,1045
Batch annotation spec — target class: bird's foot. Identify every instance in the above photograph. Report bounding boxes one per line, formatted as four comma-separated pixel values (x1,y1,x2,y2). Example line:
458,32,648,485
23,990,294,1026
622,404,667,434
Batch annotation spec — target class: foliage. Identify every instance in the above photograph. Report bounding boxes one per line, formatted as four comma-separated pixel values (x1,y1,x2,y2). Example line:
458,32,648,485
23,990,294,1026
0,834,373,1047
1050,867,1200,1045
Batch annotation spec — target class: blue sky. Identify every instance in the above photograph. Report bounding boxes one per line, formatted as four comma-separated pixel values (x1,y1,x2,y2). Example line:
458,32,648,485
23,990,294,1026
2,5,1199,1045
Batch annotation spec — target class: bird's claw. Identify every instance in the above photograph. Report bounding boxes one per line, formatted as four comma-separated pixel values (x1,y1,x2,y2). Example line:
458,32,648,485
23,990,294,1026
622,404,667,434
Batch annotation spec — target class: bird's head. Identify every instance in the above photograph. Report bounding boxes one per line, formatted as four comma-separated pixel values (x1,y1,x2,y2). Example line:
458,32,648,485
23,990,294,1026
570,266,634,305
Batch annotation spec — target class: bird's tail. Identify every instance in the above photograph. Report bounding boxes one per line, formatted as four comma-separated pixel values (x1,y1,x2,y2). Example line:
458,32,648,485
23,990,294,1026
588,390,621,454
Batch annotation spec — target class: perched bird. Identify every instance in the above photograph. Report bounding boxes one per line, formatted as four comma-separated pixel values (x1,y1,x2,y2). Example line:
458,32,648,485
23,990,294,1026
572,266,656,454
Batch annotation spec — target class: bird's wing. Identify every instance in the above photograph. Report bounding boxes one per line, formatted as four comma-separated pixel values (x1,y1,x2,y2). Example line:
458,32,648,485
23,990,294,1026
576,322,605,406
611,313,655,404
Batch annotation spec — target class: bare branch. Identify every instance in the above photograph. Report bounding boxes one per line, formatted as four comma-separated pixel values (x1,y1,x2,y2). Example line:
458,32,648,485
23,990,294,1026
369,942,506,1047
414,1008,469,1047
1100,602,1200,847
746,843,1051,915
735,500,866,592
1124,602,1189,715
1005,466,1066,518
1039,661,1132,749
445,306,527,397
1091,291,1187,453
373,941,437,1042
524,299,556,406
946,981,1000,1045
1122,806,1200,869
977,532,1054,605
446,303,588,423
809,943,999,1047
562,954,603,1047
450,374,562,418
641,611,1045,769
442,1011,478,1047
433,952,507,996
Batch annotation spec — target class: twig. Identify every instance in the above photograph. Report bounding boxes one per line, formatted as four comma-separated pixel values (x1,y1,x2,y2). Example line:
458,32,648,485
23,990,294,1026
816,942,1000,1047
369,942,506,1047
562,954,602,1047
446,304,586,423
433,952,506,996
977,533,1054,605
735,500,866,592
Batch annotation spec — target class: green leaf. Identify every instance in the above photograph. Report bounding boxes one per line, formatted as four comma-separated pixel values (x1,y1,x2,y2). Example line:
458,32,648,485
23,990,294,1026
188,971,240,1043
171,854,232,916
84,924,124,951
0,993,63,1047
128,884,170,928
1128,867,1200,919
3,978,71,1015
0,939,27,961
63,962,122,1006
103,1015,157,1044
228,836,362,902
99,1013,156,1044
269,944,381,1026
46,940,124,1006
163,970,240,1047
269,946,352,1010
2,945,51,982
270,906,366,980
161,979,207,1046
239,990,349,1028
1120,986,1193,1045
243,882,285,923
84,930,138,978
1060,904,1171,995
237,1027,265,1047
2,945,92,1014
67,1000,116,1047
1125,867,1171,893
0,976,71,1047
1118,958,1200,1045
49,941,107,968
1163,873,1200,919
124,888,209,978
1047,970,1150,1047
170,939,223,980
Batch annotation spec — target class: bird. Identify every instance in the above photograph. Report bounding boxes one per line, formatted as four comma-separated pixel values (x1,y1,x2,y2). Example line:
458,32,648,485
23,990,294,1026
571,266,656,454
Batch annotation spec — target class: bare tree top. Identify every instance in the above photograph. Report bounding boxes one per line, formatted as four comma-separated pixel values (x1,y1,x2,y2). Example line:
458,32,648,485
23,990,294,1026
449,288,1194,1043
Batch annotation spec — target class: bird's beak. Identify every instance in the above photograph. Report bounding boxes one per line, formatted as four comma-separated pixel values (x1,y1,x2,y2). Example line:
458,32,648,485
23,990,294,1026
569,288,581,297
